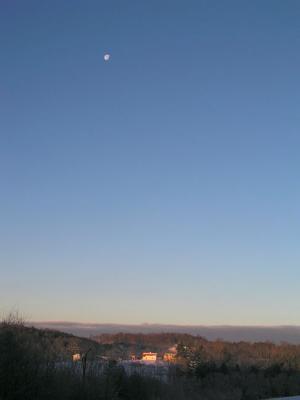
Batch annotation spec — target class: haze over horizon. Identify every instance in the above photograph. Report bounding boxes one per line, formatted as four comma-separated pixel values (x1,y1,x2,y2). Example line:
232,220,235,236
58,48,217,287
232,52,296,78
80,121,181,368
30,321,300,344
1,0,300,325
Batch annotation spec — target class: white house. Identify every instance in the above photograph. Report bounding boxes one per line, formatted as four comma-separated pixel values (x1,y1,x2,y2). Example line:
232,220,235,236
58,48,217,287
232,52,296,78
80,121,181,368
141,352,157,361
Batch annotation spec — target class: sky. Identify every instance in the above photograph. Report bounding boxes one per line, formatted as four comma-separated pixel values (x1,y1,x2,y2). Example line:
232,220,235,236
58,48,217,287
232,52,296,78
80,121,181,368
1,0,300,325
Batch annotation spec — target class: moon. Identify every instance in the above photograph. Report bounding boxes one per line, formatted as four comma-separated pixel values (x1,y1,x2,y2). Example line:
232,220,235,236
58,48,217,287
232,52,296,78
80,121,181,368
104,53,110,61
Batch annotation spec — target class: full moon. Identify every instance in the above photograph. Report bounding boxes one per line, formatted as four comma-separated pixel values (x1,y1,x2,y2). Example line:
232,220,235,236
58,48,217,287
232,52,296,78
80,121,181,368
104,54,110,61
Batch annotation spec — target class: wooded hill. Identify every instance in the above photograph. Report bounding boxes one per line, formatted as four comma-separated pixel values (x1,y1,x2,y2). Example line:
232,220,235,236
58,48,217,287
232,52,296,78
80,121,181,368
1,321,103,361
93,332,300,369
3,320,300,399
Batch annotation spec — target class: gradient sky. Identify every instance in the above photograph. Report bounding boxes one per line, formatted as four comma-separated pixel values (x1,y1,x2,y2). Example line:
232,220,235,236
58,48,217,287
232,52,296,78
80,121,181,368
1,0,300,325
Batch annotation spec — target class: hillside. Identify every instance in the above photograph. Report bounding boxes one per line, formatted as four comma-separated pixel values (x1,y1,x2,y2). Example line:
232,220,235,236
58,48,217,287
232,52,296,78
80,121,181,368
93,332,300,369
3,321,300,399
1,321,103,361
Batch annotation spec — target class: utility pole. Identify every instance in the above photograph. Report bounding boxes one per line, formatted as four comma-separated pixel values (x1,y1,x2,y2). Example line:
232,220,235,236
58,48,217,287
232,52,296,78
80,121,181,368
82,348,92,384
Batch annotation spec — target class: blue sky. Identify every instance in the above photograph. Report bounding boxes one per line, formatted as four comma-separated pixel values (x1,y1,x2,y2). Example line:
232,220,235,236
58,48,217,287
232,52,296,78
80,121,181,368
1,0,300,324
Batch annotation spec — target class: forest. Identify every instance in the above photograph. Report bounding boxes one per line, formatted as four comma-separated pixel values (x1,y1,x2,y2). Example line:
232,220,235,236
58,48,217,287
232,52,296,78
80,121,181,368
2,316,300,399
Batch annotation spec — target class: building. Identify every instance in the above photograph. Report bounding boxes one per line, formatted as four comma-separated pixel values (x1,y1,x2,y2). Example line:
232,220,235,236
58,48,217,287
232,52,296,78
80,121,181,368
163,352,176,362
142,352,157,361
72,353,81,362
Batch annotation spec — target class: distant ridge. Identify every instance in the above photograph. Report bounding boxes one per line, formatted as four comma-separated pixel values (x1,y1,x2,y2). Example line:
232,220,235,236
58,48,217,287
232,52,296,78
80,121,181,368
30,322,300,344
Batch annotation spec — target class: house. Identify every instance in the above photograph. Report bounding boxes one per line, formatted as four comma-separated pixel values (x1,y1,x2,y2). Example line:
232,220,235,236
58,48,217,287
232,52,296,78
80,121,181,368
72,353,81,362
163,352,176,362
142,352,157,361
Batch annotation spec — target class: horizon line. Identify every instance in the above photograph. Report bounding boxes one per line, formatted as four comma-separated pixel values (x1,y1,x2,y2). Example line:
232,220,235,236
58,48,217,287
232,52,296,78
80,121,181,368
30,321,300,328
